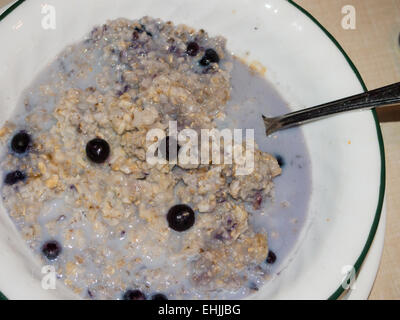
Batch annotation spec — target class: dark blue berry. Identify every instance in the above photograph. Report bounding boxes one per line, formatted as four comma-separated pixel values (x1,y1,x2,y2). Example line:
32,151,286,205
266,250,276,264
132,30,140,41
41,240,62,260
116,84,130,97
123,289,146,300
87,289,94,299
249,282,259,291
167,204,195,232
86,138,110,163
135,25,152,37
275,155,284,167
160,136,180,161
151,293,168,300
186,42,200,56
199,48,220,66
4,170,26,185
11,131,31,154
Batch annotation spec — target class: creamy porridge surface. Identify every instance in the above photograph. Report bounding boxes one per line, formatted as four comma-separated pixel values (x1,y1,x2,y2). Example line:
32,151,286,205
0,17,288,300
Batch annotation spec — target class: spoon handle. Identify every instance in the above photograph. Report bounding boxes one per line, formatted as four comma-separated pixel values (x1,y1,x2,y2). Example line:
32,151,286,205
263,82,400,135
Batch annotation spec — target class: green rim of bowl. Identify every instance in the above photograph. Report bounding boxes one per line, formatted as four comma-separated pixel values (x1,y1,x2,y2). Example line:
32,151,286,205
286,0,386,300
0,0,386,300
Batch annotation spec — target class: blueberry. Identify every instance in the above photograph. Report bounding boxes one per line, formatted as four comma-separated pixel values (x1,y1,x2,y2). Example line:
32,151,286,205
132,30,140,41
123,289,146,300
199,48,220,66
134,25,152,37
116,84,130,97
4,170,26,185
86,138,110,163
160,136,180,161
266,250,277,264
186,42,200,56
275,155,284,167
167,204,195,232
41,240,62,260
151,293,168,300
253,193,263,210
87,289,94,299
249,282,259,291
11,131,31,154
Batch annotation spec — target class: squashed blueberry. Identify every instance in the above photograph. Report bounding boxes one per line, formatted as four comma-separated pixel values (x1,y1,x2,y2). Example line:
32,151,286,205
135,24,152,37
87,289,94,299
249,282,259,291
4,170,26,186
132,30,140,41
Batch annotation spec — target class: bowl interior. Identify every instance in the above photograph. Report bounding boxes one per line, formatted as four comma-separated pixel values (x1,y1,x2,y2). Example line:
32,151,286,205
0,0,384,299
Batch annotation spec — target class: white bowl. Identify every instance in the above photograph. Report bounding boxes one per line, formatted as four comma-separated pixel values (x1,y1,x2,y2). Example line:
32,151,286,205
0,0,385,299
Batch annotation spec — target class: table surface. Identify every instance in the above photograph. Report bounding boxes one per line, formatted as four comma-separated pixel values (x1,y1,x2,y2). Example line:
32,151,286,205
1,0,399,299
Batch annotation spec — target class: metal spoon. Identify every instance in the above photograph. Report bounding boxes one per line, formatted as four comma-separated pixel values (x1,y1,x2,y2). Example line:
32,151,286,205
262,82,400,135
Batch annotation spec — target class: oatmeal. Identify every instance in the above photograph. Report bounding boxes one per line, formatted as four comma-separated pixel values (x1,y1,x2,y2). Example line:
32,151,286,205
0,17,310,300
